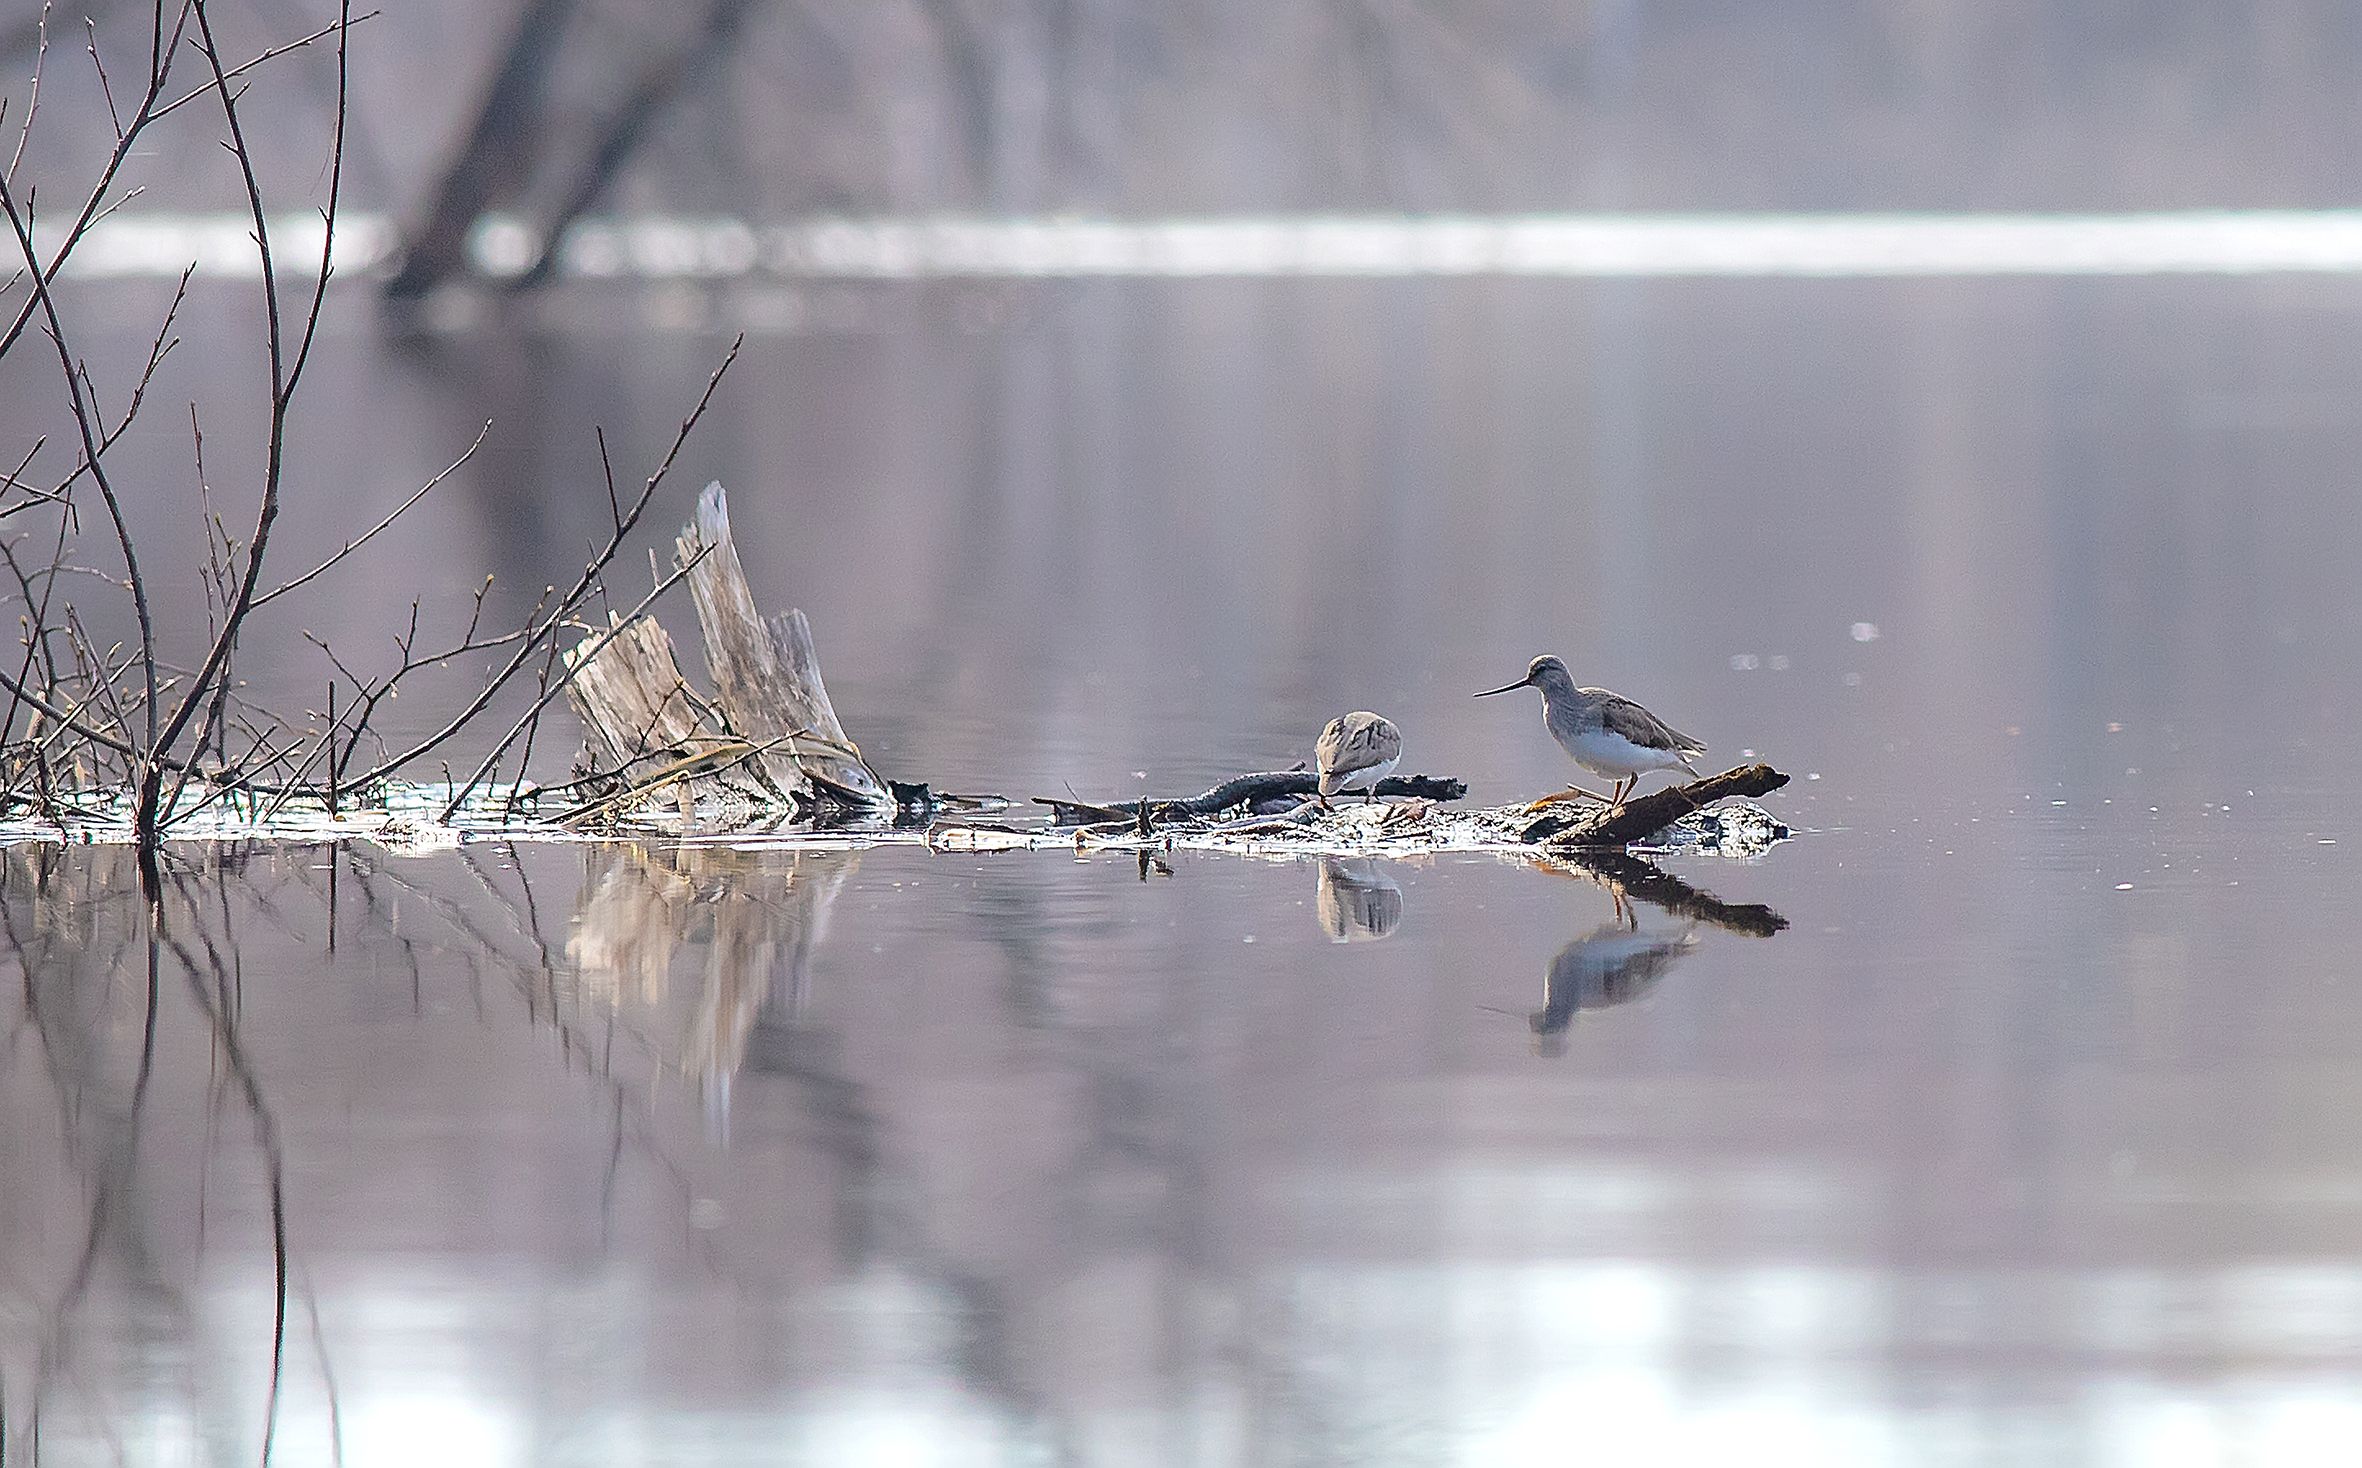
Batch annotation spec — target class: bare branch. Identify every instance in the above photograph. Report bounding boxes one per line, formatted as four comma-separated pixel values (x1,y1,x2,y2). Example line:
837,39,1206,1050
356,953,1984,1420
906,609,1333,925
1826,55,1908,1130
146,0,328,838
0,163,163,763
7,2,52,185
0,1,195,361
252,420,487,610
150,8,378,123
85,14,124,139
343,339,740,789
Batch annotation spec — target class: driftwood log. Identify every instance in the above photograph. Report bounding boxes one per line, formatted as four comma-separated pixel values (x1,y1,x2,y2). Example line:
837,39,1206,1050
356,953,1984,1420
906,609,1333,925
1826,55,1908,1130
1519,763,1790,847
562,483,889,819
1036,771,1467,827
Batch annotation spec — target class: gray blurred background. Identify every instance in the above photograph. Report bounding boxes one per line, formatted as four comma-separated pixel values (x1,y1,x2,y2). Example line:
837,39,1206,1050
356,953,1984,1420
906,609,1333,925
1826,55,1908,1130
12,8,2362,1467
10,0,2362,234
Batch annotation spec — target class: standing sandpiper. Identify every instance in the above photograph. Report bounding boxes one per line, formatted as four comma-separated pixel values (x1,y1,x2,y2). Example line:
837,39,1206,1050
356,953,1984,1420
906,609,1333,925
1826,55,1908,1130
1475,656,1705,808
1315,711,1402,803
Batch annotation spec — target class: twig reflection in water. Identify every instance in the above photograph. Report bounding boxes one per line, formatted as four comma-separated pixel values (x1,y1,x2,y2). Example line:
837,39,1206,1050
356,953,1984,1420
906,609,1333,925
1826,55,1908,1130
561,842,1060,1447
0,846,323,1465
1524,851,1789,1057
2,841,1070,1458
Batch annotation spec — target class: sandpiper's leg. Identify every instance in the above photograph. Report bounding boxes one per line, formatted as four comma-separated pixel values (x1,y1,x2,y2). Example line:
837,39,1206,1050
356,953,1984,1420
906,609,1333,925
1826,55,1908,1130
1524,786,1609,813
1521,788,1615,811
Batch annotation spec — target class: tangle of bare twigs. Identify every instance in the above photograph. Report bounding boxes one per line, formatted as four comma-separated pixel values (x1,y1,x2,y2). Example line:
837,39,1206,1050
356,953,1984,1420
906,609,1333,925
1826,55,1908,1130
0,3,745,847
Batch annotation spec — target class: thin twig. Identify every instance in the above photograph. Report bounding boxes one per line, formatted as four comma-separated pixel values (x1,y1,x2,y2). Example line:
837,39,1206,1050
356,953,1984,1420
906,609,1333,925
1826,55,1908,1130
6,2,52,185
438,544,713,821
345,339,741,790
253,419,487,610
149,8,378,123
0,167,163,766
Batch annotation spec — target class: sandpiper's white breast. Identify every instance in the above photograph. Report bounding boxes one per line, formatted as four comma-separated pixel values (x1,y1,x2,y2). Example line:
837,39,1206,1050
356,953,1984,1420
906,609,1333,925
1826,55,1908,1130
1346,754,1399,791
1557,726,1692,782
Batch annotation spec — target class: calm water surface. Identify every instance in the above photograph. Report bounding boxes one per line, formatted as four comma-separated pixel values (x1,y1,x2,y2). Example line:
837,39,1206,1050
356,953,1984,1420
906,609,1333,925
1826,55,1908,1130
4,276,2361,1465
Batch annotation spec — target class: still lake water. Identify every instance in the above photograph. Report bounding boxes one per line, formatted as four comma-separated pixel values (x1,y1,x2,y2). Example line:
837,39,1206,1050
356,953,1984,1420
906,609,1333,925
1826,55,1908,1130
5,274,2362,1465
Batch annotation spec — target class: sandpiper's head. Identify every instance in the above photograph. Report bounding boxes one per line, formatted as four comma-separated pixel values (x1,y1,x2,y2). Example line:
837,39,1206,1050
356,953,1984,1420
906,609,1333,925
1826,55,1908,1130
1475,654,1572,698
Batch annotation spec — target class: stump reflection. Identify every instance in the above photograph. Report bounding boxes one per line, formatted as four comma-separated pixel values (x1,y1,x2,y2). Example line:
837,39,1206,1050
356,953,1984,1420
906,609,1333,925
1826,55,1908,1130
567,845,857,1091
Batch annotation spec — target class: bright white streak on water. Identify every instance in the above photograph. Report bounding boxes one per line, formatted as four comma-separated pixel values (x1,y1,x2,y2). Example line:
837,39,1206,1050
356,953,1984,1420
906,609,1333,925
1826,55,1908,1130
53,209,2362,281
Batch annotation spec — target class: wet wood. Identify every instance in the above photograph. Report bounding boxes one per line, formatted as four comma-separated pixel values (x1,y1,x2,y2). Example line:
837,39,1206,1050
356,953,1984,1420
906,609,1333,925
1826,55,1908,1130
560,613,781,810
562,482,888,818
1519,763,1790,848
675,482,887,807
1036,771,1467,827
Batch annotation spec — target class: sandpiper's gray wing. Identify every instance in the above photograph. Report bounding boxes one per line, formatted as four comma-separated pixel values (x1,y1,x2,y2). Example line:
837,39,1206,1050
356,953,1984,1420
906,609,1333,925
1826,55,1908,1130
1593,691,1706,757
1314,717,1351,793
1317,711,1400,794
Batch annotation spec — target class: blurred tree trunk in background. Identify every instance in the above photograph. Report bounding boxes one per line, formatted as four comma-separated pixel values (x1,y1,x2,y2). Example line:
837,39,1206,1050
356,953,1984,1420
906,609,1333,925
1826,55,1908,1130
388,0,769,298
6,0,2348,294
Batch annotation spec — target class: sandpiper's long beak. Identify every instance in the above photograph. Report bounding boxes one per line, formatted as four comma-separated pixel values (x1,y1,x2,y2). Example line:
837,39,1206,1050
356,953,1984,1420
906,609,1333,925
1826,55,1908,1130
1473,676,1530,698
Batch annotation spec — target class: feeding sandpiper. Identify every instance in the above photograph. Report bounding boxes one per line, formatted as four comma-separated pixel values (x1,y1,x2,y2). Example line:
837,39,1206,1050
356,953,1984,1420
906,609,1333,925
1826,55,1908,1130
1315,711,1402,803
1475,655,1705,808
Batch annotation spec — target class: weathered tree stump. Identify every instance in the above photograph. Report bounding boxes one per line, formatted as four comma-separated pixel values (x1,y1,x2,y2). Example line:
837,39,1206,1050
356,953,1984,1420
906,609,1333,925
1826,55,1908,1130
561,613,781,812
561,482,887,820
676,483,885,805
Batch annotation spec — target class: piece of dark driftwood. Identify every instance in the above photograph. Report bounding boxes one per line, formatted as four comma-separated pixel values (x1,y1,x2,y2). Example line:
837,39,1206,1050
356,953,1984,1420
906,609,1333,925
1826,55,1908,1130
1035,771,1467,827
1519,763,1789,847
1540,850,1789,937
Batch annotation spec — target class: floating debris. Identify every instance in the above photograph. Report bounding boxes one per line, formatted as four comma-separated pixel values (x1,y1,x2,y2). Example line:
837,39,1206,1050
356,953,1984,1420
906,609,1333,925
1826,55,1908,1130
3,777,1790,862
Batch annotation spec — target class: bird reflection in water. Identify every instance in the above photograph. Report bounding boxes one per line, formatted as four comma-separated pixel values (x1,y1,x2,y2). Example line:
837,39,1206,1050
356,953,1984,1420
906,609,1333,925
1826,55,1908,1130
1316,857,1405,941
1530,915,1698,1053
1525,850,1787,1056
